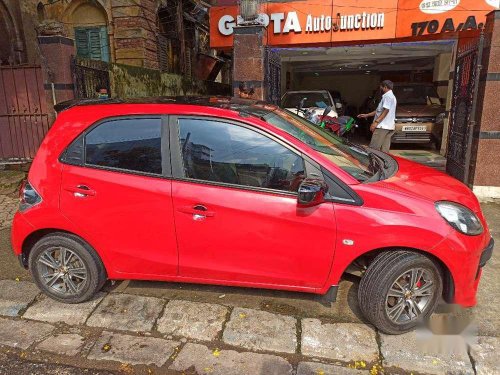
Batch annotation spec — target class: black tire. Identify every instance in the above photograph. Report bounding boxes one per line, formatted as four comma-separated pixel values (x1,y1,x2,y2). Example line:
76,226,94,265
28,233,107,303
358,251,442,334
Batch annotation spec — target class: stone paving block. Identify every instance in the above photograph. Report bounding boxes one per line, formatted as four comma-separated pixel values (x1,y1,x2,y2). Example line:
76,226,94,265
380,332,473,375
470,336,500,375
23,293,105,325
222,307,297,354
170,343,293,375
157,300,228,341
36,333,85,356
86,293,164,332
87,331,179,367
0,194,18,229
301,320,378,363
0,317,55,349
297,362,369,375
0,280,39,317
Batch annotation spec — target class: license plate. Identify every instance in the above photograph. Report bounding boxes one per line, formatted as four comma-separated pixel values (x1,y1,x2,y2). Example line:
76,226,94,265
402,125,427,132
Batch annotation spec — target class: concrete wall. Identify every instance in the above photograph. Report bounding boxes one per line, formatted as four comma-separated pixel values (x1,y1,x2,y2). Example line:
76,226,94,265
110,63,229,98
433,52,452,99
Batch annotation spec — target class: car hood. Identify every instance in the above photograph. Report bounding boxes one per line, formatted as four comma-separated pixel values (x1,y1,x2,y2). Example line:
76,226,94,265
377,156,481,212
396,105,444,118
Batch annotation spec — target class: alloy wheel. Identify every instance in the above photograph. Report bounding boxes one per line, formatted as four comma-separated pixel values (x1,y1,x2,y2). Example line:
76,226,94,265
36,247,88,295
385,267,435,324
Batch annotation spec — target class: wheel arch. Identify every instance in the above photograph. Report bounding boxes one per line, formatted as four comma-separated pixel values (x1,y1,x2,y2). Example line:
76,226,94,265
20,228,108,274
342,246,455,304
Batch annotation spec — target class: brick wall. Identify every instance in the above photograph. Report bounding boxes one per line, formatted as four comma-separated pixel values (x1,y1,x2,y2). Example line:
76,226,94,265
111,0,159,69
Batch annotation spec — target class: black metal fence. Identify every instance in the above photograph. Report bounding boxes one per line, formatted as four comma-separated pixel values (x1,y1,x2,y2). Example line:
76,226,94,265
71,57,111,99
446,33,484,184
265,48,281,105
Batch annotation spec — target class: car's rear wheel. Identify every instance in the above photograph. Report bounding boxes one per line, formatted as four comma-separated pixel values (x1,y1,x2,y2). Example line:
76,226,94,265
29,233,106,303
358,251,442,334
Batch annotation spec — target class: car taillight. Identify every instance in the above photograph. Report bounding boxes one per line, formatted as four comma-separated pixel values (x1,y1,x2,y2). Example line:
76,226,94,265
19,180,42,212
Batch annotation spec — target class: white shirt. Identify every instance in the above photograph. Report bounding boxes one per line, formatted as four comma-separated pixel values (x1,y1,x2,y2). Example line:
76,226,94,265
375,90,397,130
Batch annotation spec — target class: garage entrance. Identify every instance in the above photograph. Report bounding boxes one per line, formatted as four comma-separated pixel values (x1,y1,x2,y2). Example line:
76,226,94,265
277,40,456,163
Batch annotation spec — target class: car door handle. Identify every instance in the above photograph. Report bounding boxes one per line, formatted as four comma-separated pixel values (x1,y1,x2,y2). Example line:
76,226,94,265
64,185,96,197
177,205,215,219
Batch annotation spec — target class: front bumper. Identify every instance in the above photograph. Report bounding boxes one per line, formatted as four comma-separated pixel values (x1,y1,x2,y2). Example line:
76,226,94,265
443,236,494,307
478,238,494,268
391,130,433,143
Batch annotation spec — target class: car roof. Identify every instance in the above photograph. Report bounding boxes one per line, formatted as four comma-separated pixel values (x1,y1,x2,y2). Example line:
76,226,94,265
54,96,278,114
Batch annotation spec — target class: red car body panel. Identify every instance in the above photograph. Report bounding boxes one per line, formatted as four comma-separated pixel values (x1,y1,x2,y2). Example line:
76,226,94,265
11,103,492,306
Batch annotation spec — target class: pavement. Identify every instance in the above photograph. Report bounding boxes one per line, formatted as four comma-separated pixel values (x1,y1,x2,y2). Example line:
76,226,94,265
0,185,498,374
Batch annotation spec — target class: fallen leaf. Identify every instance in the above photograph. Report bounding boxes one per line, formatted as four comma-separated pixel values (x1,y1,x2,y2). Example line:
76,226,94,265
15,277,20,282
119,363,133,374
102,343,111,352
239,313,246,319
212,348,221,357
316,369,325,375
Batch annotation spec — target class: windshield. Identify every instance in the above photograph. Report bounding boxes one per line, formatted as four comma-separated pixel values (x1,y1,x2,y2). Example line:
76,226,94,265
282,92,333,109
393,85,440,105
243,106,377,182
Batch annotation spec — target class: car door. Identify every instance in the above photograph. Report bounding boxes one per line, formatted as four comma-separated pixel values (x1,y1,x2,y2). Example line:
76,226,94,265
59,116,178,276
170,116,337,289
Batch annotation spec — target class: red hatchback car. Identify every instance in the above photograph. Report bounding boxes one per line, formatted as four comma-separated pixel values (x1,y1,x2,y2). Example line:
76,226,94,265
11,97,493,334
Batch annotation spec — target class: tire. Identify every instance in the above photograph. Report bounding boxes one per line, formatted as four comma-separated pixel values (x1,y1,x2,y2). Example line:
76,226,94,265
358,251,442,334
28,233,106,303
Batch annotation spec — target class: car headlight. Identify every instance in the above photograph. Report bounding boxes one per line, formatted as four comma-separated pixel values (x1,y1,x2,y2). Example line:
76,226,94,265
435,201,483,235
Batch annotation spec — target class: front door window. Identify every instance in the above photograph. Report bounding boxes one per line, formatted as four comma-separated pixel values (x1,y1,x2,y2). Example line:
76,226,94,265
178,118,305,192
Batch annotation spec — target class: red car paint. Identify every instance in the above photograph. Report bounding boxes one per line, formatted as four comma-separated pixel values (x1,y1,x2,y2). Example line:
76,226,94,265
11,102,492,306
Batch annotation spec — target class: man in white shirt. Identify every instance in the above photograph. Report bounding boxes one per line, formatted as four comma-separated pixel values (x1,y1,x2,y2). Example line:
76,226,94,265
358,80,397,152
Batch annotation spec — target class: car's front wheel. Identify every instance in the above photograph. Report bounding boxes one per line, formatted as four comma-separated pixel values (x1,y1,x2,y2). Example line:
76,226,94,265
29,233,106,303
358,251,442,334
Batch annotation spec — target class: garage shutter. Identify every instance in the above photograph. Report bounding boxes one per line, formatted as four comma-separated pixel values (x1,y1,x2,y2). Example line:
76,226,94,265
74,26,110,62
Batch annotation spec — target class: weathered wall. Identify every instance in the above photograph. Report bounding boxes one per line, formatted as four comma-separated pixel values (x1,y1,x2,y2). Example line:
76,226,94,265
110,63,230,98
1,0,29,64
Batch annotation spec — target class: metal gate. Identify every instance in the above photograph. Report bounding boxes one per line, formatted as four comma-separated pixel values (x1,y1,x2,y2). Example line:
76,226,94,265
71,57,111,99
0,65,50,161
265,48,281,105
446,33,484,184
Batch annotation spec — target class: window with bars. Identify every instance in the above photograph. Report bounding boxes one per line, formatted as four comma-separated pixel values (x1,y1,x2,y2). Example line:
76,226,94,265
74,26,110,62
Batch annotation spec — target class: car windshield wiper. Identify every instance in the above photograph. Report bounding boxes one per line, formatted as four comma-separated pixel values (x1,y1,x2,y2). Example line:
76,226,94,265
369,151,388,169
368,153,386,180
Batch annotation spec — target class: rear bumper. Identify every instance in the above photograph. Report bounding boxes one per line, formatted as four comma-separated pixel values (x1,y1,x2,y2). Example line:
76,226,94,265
10,212,34,256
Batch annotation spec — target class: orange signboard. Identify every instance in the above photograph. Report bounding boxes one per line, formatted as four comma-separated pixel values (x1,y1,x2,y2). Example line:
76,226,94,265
210,0,498,48
396,0,496,38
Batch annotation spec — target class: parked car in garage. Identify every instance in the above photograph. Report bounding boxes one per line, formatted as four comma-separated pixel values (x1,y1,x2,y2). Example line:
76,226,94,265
281,90,338,118
12,97,492,334
392,83,446,149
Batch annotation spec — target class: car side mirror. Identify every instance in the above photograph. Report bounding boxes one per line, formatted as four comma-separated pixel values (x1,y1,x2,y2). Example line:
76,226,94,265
297,178,328,207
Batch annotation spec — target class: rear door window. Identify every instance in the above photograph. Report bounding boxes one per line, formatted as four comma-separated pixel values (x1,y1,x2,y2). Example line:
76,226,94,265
85,118,164,175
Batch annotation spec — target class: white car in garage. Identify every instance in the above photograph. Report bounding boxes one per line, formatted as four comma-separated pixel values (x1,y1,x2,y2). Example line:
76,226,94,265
281,90,338,119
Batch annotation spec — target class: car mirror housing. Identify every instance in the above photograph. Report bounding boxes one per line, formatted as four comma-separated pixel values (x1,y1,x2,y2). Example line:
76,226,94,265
298,178,328,207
